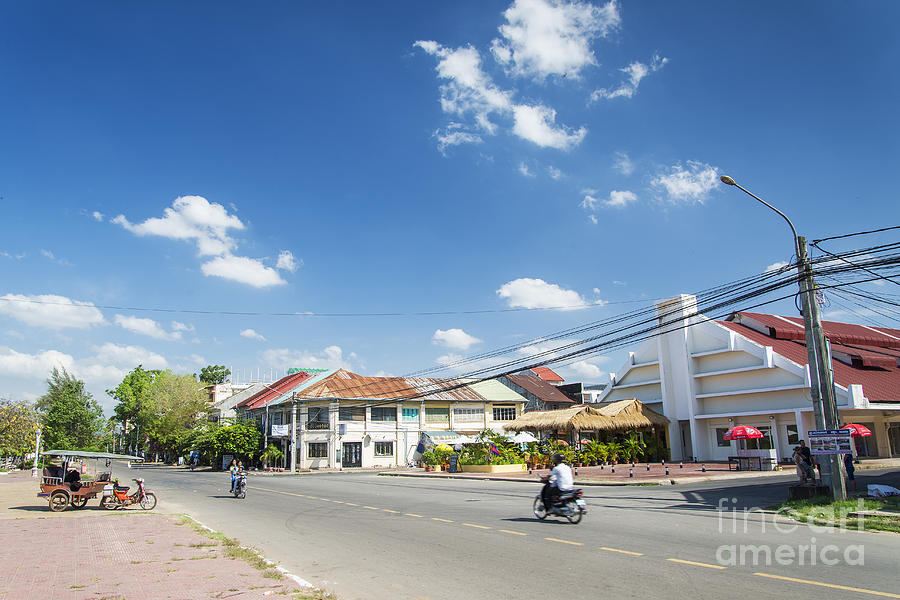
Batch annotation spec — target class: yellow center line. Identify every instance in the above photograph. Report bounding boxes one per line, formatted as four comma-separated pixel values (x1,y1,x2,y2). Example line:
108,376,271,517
331,500,345,504
431,518,453,523
544,537,583,546
463,523,491,529
344,502,359,506
248,486,302,498
404,513,424,518
363,506,380,510
319,498,331,502
666,558,726,570
383,509,400,514
498,529,527,536
599,546,643,556
754,573,900,598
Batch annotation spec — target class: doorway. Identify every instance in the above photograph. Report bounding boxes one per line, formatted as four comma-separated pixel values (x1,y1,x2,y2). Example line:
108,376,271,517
888,425,900,458
342,442,362,467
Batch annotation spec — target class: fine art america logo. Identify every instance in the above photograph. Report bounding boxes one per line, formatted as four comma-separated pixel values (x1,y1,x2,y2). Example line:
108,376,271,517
715,497,866,567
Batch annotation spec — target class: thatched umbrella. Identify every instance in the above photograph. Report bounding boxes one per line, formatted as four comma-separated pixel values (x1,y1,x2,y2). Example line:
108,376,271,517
502,399,669,434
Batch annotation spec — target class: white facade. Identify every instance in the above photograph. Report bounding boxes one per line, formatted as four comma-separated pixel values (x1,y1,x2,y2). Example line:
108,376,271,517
599,295,900,462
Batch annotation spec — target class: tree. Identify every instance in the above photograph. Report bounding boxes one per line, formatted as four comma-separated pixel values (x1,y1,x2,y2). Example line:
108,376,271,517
197,365,230,385
107,366,158,453
0,399,40,462
145,370,209,459
36,368,107,451
212,422,261,463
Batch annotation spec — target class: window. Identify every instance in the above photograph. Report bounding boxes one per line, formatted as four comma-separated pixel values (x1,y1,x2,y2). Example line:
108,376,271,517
371,407,397,422
786,424,800,445
272,411,283,426
402,408,419,422
492,405,516,421
715,428,731,447
374,441,393,456
453,407,484,422
424,407,449,423
339,406,365,421
308,443,328,458
307,407,329,430
746,426,773,450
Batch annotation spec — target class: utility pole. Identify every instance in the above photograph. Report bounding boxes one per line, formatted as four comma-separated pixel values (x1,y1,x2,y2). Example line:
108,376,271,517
721,176,846,500
797,237,847,500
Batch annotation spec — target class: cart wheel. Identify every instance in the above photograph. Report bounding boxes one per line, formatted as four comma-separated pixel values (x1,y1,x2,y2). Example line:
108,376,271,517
49,491,69,512
139,493,157,510
71,496,88,509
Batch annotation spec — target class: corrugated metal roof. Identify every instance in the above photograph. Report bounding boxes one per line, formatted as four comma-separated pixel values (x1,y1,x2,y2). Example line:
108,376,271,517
529,366,565,382
722,312,900,403
236,371,315,410
504,374,576,405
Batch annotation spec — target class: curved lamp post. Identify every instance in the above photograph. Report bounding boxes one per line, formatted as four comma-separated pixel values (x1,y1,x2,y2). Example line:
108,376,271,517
719,174,846,500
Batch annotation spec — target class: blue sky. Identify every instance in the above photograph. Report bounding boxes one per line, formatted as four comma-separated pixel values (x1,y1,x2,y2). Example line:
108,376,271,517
2,1,898,412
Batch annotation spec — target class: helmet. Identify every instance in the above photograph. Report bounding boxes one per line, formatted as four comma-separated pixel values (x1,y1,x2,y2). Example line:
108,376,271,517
551,453,565,464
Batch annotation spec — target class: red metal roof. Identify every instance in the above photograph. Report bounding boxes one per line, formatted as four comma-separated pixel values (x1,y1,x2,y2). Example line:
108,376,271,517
236,371,315,410
504,374,575,404
722,312,900,403
529,367,564,383
295,369,489,401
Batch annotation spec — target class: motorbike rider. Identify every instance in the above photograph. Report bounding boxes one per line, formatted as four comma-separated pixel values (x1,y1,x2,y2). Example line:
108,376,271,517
229,459,238,493
234,461,246,494
541,453,574,511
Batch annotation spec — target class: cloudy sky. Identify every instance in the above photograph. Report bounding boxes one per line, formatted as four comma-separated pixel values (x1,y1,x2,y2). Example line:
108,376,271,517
2,1,898,411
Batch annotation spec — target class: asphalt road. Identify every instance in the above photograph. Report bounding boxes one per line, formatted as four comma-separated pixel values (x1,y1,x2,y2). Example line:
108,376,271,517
133,466,899,600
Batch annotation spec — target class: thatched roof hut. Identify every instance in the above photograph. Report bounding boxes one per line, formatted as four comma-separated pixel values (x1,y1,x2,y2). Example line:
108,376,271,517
502,399,669,433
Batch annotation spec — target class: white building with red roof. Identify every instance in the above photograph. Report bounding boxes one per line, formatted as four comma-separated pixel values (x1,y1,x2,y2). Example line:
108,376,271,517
599,294,900,462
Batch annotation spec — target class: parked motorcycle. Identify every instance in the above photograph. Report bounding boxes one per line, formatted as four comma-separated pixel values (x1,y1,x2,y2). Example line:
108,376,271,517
232,472,246,499
100,478,157,510
533,488,586,524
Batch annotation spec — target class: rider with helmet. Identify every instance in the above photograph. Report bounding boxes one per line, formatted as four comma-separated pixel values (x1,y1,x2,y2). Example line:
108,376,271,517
541,453,574,510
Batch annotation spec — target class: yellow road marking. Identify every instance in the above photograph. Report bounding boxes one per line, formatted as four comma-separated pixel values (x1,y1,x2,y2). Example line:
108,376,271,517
754,573,900,598
599,546,643,556
404,513,423,518
431,518,453,523
498,529,527,536
363,506,380,510
666,558,726,570
463,523,491,529
248,486,303,498
383,509,400,514
319,498,331,502
544,537,583,546
344,502,358,506
332,500,345,504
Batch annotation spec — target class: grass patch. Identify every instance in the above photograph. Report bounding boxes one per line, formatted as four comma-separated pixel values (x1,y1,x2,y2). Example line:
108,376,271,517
69,585,87,590
263,569,283,580
189,542,217,548
777,495,900,533
293,590,339,600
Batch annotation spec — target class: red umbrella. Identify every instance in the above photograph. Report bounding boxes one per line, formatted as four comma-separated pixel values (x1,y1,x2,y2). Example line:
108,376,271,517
555,440,569,447
723,425,764,441
841,423,872,437
579,439,591,445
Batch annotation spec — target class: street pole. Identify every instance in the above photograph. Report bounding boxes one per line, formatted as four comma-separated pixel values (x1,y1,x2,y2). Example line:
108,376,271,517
720,176,846,500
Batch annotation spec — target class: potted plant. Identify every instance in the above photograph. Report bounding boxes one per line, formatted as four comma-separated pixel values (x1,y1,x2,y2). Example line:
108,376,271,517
604,441,622,465
260,445,285,471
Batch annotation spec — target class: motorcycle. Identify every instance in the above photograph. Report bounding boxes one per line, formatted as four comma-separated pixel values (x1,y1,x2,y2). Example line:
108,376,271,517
100,478,157,510
533,486,586,524
232,472,246,499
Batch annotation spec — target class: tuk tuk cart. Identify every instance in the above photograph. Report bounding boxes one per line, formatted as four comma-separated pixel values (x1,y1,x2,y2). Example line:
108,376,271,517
38,450,142,512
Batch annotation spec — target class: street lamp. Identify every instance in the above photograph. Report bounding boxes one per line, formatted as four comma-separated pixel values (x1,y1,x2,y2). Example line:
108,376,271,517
720,174,846,500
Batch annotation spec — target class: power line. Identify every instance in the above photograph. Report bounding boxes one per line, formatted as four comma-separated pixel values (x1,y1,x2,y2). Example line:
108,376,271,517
812,225,900,244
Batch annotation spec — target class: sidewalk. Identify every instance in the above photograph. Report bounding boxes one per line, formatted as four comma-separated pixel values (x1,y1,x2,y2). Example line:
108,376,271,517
0,470,320,600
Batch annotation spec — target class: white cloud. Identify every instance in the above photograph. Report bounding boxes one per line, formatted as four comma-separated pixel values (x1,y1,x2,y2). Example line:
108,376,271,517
201,255,286,288
415,40,586,150
0,293,106,330
511,104,586,150
581,189,637,211
497,278,600,310
0,347,75,379
592,53,668,101
5,330,25,341
113,195,245,257
518,162,535,177
432,328,482,351
548,166,563,180
613,151,634,176
260,346,351,370
114,314,182,341
92,211,104,222
491,0,621,80
568,359,607,379
651,160,720,204
40,249,72,266
1,252,26,260
240,328,267,341
612,280,627,287
276,250,300,273
172,321,194,333
765,261,790,273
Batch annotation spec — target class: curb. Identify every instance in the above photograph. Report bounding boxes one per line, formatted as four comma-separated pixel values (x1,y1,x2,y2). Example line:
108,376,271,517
380,469,801,486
